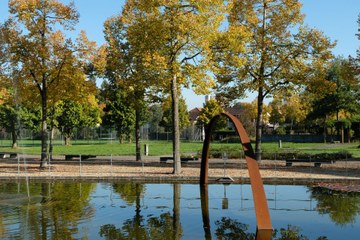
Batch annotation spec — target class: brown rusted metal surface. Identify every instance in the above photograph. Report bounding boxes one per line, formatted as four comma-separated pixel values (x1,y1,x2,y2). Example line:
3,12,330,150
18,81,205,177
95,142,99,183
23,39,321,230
256,228,273,240
200,112,272,237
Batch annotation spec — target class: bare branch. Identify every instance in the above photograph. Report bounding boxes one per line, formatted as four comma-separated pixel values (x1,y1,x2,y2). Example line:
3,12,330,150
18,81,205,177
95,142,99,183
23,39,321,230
181,51,201,64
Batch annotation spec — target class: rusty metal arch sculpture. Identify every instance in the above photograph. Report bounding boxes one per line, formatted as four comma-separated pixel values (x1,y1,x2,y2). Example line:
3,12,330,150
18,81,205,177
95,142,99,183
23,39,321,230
200,112,272,239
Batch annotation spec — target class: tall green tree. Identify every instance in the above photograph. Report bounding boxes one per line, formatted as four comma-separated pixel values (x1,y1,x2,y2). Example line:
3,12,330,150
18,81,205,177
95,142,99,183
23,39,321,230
160,95,190,133
121,0,225,174
147,104,164,137
56,98,101,145
103,14,155,160
1,0,97,167
0,86,40,148
101,82,136,144
213,0,335,160
307,57,360,142
0,104,20,147
0,105,39,148
307,58,360,119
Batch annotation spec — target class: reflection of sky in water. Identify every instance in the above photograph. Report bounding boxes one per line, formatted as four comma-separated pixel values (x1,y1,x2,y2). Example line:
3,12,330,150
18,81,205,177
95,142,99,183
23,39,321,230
0,182,359,239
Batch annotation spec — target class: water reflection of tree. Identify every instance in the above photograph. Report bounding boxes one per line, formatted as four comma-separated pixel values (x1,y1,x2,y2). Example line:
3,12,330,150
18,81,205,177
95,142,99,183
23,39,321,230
311,187,360,225
214,219,328,240
0,182,95,239
40,182,95,239
215,217,255,240
111,182,147,238
100,183,182,239
112,182,145,205
99,212,176,239
273,225,318,240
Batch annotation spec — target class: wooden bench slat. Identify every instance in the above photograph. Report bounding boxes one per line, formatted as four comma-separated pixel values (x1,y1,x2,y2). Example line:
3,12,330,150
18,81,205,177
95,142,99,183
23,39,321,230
285,159,335,167
160,157,198,163
65,155,96,160
0,152,18,159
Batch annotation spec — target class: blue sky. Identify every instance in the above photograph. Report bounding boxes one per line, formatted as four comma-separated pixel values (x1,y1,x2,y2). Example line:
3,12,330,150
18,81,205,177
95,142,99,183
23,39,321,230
1,0,359,109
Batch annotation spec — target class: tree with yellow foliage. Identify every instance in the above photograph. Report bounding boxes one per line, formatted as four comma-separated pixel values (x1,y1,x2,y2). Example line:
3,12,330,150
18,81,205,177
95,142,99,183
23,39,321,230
1,0,98,167
121,0,225,174
213,0,335,161
198,98,224,127
269,92,308,133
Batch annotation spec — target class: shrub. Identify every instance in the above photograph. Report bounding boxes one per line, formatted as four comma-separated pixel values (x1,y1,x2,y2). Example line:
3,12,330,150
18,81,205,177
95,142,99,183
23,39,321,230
265,151,352,161
274,127,286,135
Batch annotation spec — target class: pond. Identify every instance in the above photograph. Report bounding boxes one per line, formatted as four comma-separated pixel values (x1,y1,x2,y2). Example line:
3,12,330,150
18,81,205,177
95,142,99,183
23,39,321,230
0,181,359,239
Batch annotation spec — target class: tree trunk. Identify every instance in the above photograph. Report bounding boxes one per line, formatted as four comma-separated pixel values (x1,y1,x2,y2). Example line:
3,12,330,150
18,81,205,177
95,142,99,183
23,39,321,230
49,127,54,162
11,126,18,148
64,136,71,146
323,123,327,143
135,109,141,161
119,134,124,144
255,1,267,162
40,89,48,168
255,87,264,162
171,73,181,174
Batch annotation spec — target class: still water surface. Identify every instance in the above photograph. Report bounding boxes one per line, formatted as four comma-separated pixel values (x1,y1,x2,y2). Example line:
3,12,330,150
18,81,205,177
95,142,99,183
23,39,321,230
0,181,359,239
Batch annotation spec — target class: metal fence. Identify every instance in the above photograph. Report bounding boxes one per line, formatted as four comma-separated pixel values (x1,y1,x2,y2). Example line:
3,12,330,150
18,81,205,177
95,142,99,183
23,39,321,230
1,152,359,181
0,126,196,147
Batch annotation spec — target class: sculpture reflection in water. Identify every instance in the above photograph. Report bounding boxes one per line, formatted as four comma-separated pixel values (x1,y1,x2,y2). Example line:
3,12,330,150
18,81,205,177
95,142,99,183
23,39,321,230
200,112,272,240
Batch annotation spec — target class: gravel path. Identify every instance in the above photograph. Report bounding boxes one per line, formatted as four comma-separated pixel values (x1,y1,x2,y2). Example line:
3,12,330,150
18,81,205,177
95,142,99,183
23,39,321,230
0,155,359,183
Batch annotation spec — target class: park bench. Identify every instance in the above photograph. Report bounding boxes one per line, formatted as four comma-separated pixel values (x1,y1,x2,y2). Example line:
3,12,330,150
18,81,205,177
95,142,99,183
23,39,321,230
285,159,336,167
65,154,96,160
0,152,18,159
160,156,198,163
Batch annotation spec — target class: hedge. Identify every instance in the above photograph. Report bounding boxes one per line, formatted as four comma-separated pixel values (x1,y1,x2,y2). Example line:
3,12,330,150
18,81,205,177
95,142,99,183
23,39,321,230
208,150,352,161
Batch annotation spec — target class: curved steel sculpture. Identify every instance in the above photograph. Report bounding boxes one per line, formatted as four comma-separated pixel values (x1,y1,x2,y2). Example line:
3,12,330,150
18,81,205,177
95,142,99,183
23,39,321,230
200,112,272,239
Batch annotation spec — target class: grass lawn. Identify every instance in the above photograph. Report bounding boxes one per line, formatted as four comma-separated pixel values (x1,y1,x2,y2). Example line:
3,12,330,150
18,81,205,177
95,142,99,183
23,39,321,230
0,140,359,158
